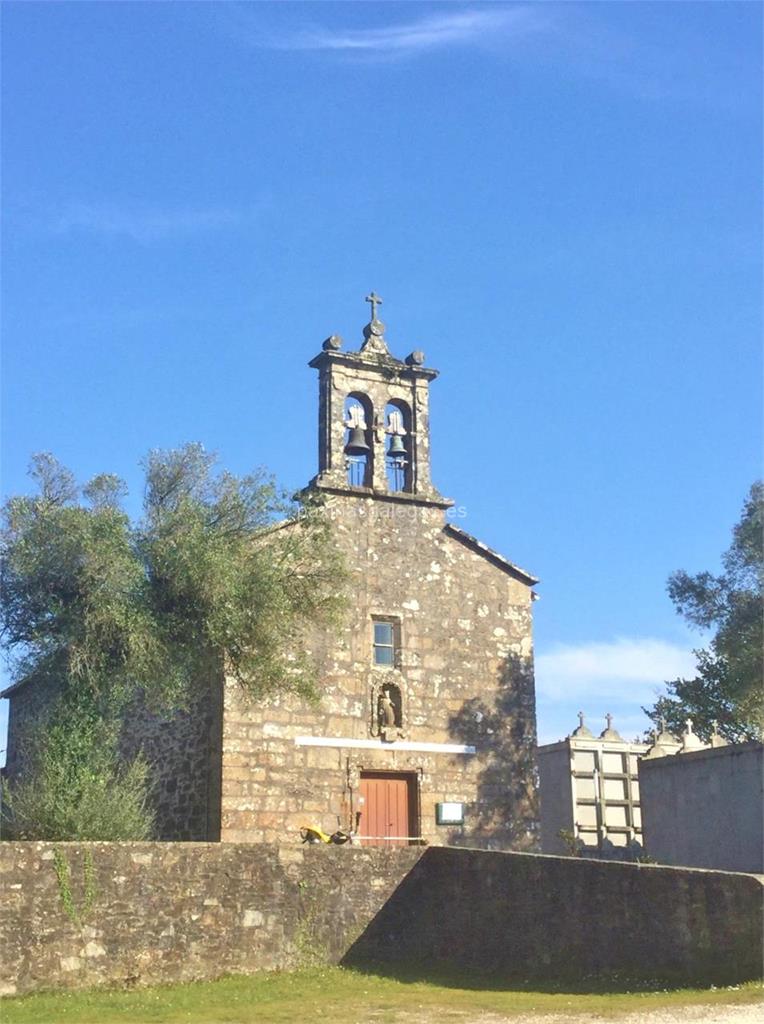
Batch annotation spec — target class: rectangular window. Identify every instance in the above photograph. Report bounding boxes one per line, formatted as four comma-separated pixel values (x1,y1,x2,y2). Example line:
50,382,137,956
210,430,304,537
373,619,397,666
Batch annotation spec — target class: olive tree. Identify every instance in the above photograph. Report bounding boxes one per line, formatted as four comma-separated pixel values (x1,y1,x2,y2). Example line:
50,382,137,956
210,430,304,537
1,445,345,839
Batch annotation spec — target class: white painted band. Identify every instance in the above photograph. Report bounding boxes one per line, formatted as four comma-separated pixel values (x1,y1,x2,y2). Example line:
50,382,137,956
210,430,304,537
294,735,476,755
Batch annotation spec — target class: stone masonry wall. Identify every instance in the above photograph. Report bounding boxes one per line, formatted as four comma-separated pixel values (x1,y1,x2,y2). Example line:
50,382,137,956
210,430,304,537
221,493,539,848
1,843,761,996
4,674,222,843
3,674,63,781
0,841,424,996
119,677,223,841
345,847,764,986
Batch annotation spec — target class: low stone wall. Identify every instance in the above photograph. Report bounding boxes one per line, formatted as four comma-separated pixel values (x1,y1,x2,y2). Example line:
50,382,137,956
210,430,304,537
1,842,762,996
0,842,425,996
344,848,764,986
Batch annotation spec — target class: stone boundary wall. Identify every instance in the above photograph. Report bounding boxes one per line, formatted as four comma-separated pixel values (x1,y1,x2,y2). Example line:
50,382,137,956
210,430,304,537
0,842,423,997
344,848,764,986
1,843,762,997
639,741,764,874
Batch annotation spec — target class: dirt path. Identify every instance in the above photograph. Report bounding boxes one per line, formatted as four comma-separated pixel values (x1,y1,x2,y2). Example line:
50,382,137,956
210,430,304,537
361,1002,764,1024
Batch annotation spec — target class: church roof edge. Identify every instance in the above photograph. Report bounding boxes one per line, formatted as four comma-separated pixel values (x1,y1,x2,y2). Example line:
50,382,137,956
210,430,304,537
444,524,539,586
0,676,30,699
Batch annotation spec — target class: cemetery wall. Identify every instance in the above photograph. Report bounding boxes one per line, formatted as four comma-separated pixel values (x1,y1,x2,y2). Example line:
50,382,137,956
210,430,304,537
1,842,761,997
639,741,764,873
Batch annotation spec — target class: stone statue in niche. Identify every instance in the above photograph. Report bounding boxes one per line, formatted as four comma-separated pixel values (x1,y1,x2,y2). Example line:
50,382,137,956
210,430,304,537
380,689,396,727
371,683,405,742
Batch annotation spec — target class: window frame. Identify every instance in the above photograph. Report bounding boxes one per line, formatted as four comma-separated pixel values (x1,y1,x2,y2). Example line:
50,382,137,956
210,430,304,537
372,616,400,668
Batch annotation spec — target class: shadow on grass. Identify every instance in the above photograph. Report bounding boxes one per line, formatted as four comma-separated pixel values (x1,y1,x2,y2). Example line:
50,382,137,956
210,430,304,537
342,961,733,996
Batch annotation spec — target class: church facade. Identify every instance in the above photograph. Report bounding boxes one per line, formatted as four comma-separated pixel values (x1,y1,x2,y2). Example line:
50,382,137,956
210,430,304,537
4,297,540,849
219,297,539,848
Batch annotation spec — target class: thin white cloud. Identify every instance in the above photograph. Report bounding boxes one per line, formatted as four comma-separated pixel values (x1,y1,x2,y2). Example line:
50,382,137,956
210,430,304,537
49,202,254,243
252,6,552,56
218,4,753,111
535,637,698,703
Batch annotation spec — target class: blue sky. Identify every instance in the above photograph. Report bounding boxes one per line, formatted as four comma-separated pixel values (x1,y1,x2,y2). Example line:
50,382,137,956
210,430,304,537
1,2,761,755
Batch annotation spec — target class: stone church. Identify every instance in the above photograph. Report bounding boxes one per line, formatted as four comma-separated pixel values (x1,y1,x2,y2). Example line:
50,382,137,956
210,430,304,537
4,296,540,849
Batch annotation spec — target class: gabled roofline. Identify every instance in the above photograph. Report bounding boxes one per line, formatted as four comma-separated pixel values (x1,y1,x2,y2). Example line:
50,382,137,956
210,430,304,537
444,524,539,587
1,676,31,699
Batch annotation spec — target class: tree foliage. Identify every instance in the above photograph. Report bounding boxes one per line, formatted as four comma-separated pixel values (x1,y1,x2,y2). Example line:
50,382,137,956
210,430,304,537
2,454,161,708
138,444,344,702
2,445,345,709
1,445,346,838
646,482,763,742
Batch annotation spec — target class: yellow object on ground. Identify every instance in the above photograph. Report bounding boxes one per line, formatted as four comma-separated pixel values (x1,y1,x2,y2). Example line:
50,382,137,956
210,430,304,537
299,825,333,843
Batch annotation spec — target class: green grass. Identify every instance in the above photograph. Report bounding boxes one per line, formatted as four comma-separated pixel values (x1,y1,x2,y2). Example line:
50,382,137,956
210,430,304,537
3,968,762,1024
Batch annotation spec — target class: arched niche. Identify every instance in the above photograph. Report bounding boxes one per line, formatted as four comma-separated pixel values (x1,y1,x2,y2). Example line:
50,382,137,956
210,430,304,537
343,392,374,487
384,399,413,493
371,681,404,741
380,682,403,730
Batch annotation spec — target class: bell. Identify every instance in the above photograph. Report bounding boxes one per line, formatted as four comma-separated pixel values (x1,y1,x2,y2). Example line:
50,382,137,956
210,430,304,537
344,427,370,456
387,434,407,459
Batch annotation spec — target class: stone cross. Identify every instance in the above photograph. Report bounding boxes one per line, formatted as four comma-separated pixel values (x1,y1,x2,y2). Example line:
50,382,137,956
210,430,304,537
365,291,383,321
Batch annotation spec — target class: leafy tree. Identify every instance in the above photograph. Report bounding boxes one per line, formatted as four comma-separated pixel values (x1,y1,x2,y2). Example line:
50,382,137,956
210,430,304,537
646,482,763,743
138,444,344,702
2,454,164,709
1,445,345,838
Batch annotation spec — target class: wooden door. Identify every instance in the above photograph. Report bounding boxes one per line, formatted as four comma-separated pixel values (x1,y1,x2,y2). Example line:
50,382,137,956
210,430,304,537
359,772,414,847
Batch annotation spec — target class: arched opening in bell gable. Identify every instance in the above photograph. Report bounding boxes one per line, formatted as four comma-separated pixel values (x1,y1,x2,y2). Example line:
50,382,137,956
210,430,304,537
384,399,412,493
343,393,373,488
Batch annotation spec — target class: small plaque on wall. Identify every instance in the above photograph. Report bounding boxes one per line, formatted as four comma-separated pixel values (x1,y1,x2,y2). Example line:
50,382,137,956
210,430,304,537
436,802,465,826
